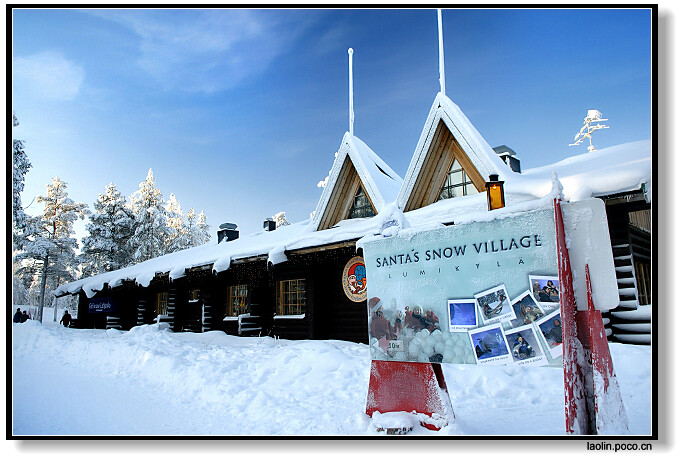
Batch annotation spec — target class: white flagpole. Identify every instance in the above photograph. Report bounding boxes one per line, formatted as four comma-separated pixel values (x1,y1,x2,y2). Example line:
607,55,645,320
438,9,445,95
348,48,354,136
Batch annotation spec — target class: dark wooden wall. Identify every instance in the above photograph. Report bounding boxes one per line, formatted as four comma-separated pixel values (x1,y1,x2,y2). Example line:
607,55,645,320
69,246,370,343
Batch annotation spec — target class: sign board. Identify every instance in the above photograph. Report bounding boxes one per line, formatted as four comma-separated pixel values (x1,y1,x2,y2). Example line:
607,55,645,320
88,297,118,314
342,256,367,302
363,206,563,366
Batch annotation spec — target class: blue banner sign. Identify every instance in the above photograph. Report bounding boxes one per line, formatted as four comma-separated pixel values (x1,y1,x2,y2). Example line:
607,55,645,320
363,207,561,366
88,297,118,314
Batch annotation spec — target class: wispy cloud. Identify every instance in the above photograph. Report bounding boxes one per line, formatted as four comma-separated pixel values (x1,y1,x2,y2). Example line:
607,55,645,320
13,51,85,101
89,9,320,93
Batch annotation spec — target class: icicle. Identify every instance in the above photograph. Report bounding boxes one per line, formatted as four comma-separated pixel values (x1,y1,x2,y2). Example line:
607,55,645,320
348,48,355,136
438,9,446,95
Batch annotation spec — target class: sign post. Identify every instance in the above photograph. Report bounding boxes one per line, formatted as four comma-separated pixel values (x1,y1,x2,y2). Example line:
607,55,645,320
365,360,453,431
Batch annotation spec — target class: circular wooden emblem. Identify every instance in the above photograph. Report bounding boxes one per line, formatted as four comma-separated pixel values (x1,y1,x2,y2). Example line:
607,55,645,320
342,256,367,302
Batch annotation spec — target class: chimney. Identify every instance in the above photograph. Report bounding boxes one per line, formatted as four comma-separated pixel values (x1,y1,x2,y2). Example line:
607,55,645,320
264,218,276,232
493,145,521,173
217,223,239,243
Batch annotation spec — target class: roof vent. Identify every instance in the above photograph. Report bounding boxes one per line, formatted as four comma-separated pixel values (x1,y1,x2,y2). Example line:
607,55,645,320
493,145,521,173
217,223,239,243
264,218,276,232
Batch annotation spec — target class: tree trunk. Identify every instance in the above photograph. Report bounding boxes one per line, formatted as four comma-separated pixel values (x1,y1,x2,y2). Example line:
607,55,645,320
37,254,50,323
53,277,62,322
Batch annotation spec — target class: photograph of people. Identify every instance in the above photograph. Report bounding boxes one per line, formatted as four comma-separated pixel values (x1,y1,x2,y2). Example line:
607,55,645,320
474,285,514,324
504,325,548,366
535,310,563,359
509,291,545,328
529,275,560,309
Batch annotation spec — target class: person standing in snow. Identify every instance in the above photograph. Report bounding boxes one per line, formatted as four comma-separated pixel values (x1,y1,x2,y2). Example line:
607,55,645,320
13,308,23,323
21,310,29,322
60,310,72,328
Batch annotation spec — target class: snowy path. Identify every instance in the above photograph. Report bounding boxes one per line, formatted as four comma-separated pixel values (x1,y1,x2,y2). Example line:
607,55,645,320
11,321,651,436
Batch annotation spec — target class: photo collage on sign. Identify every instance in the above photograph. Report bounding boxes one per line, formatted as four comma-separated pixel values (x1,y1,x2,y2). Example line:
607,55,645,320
449,275,562,366
368,294,478,365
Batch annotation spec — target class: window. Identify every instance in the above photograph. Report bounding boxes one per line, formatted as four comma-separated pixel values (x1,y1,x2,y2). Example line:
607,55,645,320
437,157,477,201
189,289,200,301
277,279,306,315
227,285,249,317
634,261,651,306
348,186,374,219
156,292,168,316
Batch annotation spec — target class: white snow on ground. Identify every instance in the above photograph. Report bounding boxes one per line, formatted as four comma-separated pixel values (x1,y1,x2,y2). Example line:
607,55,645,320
11,320,651,437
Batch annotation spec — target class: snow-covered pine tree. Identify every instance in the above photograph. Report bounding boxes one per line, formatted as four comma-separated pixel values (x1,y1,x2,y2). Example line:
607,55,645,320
196,210,211,245
12,261,30,308
12,114,32,246
184,208,211,247
14,177,89,322
128,169,170,263
164,193,186,253
81,183,136,276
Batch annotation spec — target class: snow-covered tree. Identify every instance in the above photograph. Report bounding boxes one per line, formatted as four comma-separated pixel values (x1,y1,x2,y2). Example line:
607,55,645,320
81,183,136,276
195,210,211,245
163,193,186,253
14,177,89,322
182,208,211,247
272,211,291,228
12,262,30,308
12,113,32,245
128,169,170,263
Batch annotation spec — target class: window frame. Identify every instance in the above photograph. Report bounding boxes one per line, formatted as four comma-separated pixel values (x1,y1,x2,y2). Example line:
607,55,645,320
156,292,169,316
437,157,476,201
227,284,249,317
276,278,307,316
348,186,375,219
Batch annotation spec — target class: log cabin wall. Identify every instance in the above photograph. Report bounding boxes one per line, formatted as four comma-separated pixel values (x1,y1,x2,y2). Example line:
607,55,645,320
284,245,368,343
270,261,313,340
70,245,370,343
604,197,652,344
213,259,270,336
75,290,106,329
107,281,138,330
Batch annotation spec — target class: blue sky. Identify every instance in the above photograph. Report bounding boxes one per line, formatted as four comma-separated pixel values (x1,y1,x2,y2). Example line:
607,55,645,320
12,8,652,243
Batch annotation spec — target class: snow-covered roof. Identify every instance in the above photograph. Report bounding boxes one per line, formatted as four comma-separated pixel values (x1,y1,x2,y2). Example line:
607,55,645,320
397,92,513,210
510,139,652,202
310,132,403,230
56,112,651,300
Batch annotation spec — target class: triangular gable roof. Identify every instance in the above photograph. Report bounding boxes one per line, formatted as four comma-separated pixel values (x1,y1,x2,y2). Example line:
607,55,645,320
311,132,403,231
397,92,512,211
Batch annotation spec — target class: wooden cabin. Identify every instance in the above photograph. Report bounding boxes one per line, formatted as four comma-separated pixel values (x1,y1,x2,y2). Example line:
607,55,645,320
59,92,651,346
